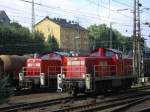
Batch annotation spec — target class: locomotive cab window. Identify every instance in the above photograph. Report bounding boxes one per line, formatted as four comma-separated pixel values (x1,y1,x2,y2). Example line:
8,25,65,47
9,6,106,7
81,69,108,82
105,50,114,58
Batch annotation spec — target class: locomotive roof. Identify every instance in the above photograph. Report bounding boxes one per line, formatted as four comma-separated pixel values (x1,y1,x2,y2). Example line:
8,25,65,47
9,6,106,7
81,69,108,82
108,48,122,54
40,51,70,57
91,48,122,54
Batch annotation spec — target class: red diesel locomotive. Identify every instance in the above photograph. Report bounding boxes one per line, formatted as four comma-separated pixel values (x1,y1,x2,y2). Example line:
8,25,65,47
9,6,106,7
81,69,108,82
57,48,134,96
19,52,68,89
18,48,150,94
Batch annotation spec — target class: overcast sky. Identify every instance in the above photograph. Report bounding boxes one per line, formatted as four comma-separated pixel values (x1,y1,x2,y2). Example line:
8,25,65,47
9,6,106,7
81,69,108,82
0,0,150,47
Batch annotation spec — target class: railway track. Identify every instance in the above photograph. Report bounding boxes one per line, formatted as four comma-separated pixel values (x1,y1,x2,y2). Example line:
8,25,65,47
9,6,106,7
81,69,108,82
108,96,150,112
0,96,71,112
0,94,89,112
56,92,150,112
0,85,150,112
137,107,150,112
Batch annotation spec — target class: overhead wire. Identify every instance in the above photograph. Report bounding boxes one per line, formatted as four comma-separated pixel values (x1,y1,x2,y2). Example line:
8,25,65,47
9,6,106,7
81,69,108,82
112,0,133,8
86,0,132,18
1,0,148,30
0,3,133,27
2,0,150,40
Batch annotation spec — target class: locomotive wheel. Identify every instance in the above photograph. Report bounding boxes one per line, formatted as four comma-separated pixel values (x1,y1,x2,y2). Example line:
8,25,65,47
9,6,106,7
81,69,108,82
25,80,33,90
69,89,77,97
112,87,121,93
68,86,77,97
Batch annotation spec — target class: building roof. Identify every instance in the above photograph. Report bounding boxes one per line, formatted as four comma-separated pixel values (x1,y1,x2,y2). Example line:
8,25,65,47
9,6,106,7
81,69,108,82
0,10,10,21
35,16,87,31
144,47,150,53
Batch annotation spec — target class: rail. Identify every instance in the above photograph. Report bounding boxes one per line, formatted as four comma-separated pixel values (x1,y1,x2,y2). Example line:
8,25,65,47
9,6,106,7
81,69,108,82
0,96,71,112
56,90,150,112
1,86,150,112
137,107,150,112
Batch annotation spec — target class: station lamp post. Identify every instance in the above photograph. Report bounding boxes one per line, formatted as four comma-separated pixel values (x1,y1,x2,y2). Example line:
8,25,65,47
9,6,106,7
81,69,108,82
75,36,80,56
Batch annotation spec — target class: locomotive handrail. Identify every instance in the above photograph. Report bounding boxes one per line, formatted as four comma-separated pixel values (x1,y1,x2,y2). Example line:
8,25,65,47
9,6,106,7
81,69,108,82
22,67,41,75
124,65,133,75
60,65,86,78
47,66,61,75
94,65,116,76
60,66,86,73
94,64,133,76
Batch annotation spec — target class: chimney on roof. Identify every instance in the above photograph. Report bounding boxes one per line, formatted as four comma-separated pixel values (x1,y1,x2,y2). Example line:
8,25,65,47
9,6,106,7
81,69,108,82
68,21,71,24
46,16,49,19
54,18,57,20
72,21,74,24
56,18,60,21
60,19,66,23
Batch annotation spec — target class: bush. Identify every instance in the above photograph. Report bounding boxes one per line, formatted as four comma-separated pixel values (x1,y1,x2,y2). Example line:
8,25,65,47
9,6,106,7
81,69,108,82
0,76,12,104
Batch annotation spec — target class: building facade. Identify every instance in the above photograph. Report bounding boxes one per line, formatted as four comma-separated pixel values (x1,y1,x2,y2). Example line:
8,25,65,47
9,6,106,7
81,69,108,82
0,10,10,26
34,16,89,53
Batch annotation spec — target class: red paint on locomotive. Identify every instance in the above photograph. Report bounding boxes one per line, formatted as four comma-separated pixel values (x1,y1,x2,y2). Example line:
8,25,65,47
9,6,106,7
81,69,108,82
58,48,134,96
20,52,65,89
62,57,87,78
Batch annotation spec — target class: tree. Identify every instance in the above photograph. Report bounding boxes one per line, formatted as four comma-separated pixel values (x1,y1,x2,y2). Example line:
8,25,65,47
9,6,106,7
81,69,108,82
124,37,133,53
0,22,47,55
87,24,131,52
88,24,110,49
32,31,46,54
46,35,59,51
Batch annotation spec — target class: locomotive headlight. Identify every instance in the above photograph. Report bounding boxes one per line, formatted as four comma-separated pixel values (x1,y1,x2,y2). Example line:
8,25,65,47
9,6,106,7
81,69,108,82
35,63,40,67
82,74,85,78
27,63,32,67
62,74,65,78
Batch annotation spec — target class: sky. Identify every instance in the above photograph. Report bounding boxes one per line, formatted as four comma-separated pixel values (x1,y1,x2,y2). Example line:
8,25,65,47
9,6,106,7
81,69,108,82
0,0,150,47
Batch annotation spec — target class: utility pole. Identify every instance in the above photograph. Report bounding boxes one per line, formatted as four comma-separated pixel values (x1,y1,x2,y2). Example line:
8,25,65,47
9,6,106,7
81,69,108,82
75,18,80,55
110,22,112,49
109,0,112,49
32,0,35,33
20,0,36,33
133,0,144,84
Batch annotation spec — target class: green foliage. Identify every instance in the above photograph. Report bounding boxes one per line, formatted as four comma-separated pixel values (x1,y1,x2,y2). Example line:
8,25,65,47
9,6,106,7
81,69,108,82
87,24,132,52
0,22,47,55
46,35,59,51
88,24,109,49
31,31,47,54
0,76,12,104
124,37,133,53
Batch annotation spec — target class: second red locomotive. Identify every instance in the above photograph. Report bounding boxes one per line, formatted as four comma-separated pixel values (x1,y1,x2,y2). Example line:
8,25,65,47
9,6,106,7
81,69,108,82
57,48,135,96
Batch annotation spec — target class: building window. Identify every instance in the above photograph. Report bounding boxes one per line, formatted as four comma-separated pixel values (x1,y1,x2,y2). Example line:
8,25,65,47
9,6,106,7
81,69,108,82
48,28,50,32
105,50,114,58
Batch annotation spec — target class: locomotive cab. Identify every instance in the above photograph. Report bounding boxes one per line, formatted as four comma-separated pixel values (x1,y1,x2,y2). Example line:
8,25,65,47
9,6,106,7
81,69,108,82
19,52,63,90
57,57,91,95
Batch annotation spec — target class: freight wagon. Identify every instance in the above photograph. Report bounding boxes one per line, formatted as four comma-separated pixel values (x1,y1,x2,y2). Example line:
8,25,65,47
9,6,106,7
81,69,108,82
0,55,29,88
